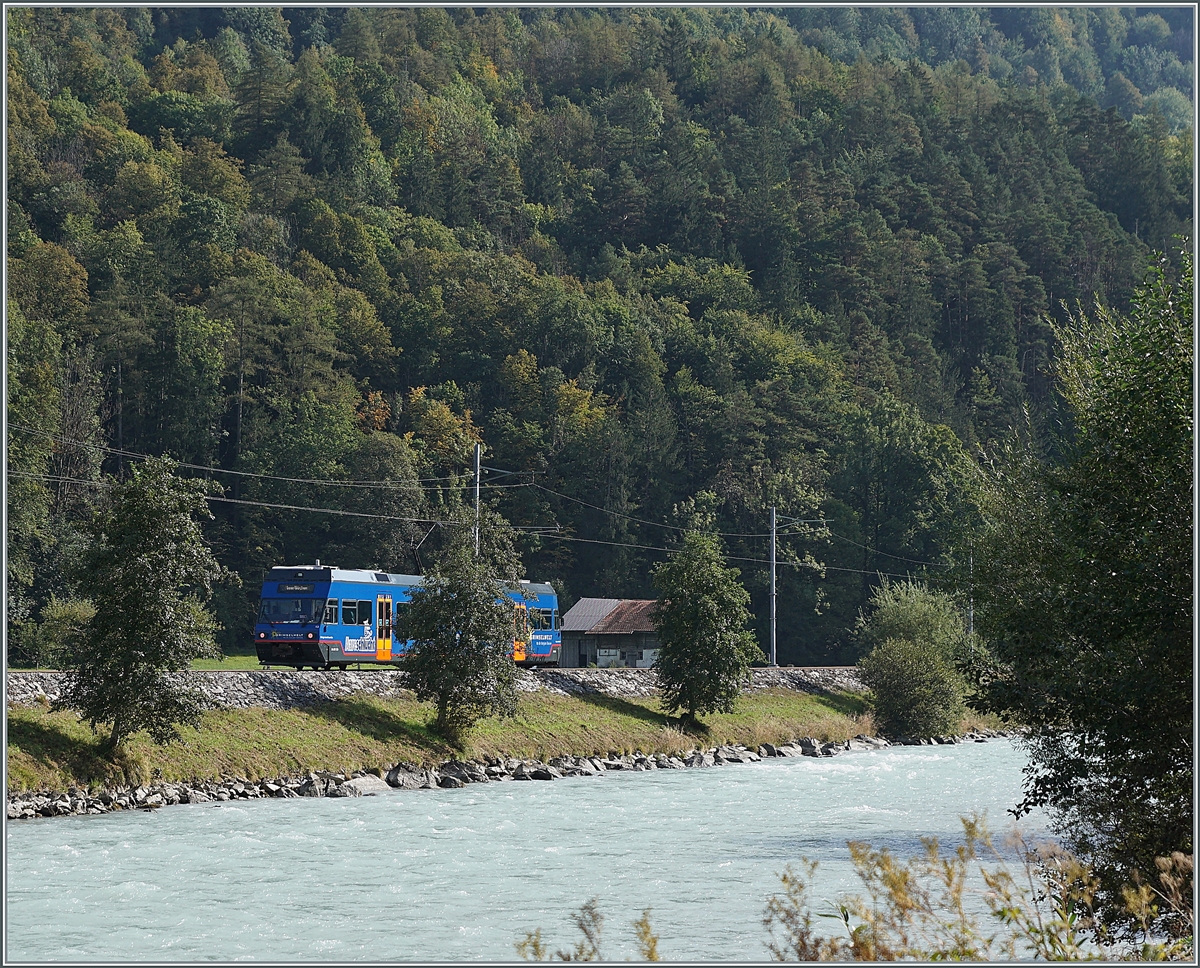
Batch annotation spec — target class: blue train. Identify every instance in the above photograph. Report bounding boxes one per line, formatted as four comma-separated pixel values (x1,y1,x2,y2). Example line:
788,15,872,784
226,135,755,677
253,563,561,669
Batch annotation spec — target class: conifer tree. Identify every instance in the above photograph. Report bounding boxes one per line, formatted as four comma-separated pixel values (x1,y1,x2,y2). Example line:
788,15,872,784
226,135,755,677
652,501,763,724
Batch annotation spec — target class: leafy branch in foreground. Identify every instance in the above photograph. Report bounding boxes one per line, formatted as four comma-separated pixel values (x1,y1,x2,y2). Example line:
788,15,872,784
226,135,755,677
520,820,1193,962
516,897,660,962
763,816,1194,962
963,250,1193,928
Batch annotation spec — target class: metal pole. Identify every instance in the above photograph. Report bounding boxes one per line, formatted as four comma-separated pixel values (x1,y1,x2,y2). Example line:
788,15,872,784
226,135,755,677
770,505,777,667
473,443,481,556
967,551,974,637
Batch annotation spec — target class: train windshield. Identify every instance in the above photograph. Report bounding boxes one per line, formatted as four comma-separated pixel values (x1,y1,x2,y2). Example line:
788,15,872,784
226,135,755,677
529,607,553,630
258,598,324,624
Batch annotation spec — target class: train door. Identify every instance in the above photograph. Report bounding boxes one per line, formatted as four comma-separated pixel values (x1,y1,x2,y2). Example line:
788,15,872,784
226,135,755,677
376,595,393,662
512,602,529,662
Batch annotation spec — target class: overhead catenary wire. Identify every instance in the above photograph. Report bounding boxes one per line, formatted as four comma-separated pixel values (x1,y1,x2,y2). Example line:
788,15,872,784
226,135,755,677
529,481,811,539
530,481,949,567
533,530,947,582
8,471,552,530
12,429,951,571
12,470,946,581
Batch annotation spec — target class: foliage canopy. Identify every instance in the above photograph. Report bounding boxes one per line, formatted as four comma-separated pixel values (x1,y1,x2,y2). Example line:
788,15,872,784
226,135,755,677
652,528,763,723
7,6,1191,668
964,251,1194,928
56,457,231,750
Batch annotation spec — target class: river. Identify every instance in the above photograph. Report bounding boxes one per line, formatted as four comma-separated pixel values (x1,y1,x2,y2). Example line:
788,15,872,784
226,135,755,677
5,740,1048,962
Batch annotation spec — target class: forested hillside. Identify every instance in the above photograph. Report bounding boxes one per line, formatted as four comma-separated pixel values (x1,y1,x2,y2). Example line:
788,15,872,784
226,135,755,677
7,6,1193,663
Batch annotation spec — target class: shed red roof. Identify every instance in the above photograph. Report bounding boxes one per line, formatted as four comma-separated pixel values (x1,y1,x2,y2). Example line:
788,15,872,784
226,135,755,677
588,599,658,634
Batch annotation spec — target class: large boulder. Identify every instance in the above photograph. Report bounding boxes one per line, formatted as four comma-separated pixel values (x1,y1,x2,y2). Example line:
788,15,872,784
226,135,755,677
440,760,488,784
340,775,390,795
386,764,432,789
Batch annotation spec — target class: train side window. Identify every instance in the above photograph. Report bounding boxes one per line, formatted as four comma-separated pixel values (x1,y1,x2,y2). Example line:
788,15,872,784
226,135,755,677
342,600,358,625
323,599,338,624
358,600,373,623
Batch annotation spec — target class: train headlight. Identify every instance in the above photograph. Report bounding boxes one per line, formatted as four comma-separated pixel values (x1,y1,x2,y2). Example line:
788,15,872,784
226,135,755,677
258,632,266,639
307,632,314,639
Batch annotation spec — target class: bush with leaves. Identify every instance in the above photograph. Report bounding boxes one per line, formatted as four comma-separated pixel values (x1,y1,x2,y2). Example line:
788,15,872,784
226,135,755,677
403,509,523,739
56,457,233,751
763,816,1194,962
964,251,1193,929
520,829,1192,962
517,897,660,962
854,580,967,737
857,638,964,739
652,522,763,725
852,578,968,660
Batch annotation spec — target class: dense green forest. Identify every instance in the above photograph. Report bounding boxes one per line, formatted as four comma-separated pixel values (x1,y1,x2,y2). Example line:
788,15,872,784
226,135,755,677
7,6,1193,663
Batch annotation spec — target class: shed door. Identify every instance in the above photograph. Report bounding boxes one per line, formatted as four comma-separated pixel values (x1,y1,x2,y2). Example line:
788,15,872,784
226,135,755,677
376,595,393,661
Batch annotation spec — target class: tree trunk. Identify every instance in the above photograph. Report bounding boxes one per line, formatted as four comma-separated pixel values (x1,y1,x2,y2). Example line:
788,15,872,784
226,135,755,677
105,719,123,754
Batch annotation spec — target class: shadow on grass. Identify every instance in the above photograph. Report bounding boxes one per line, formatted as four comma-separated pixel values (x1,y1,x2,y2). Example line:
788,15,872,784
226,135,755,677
6,716,136,788
809,690,869,718
568,690,714,738
300,698,455,757
570,690,671,726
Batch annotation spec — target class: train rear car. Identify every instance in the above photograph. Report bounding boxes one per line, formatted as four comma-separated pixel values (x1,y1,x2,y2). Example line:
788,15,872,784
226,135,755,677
511,580,561,666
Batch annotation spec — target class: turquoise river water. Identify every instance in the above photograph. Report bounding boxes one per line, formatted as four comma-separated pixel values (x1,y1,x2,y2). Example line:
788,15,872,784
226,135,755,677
5,740,1049,962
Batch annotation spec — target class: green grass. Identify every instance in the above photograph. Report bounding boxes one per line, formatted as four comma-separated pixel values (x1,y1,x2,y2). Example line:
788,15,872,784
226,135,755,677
13,654,275,672
6,688,872,794
189,655,268,670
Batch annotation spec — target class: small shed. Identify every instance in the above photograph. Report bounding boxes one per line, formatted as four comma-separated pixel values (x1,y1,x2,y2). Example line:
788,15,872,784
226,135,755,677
559,598,660,668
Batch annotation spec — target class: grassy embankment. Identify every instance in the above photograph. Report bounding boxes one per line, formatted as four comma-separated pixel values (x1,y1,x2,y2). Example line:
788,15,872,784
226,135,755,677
7,687,883,795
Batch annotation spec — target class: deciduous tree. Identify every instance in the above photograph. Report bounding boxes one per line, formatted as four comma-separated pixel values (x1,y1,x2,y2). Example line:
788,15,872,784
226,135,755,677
57,457,232,751
403,509,522,738
964,250,1193,929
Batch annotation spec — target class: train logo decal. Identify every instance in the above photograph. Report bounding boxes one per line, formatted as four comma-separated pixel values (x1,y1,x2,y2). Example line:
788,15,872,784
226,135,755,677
344,622,374,654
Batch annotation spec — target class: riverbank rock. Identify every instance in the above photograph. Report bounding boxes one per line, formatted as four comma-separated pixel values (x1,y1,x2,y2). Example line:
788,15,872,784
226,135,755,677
6,714,1016,824
339,775,390,795
385,763,434,789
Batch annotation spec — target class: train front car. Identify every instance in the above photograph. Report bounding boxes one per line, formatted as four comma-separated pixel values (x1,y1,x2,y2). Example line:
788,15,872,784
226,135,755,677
510,580,561,666
254,565,422,669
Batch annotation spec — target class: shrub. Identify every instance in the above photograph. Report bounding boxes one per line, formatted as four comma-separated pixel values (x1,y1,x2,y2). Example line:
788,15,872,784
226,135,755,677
857,638,963,738
853,578,966,660
853,580,968,737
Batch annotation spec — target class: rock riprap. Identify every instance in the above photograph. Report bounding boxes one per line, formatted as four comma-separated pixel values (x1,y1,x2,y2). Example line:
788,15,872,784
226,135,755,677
5,730,1012,822
6,666,864,710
